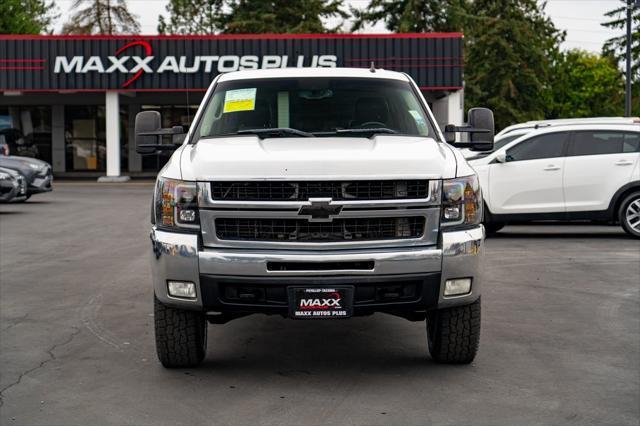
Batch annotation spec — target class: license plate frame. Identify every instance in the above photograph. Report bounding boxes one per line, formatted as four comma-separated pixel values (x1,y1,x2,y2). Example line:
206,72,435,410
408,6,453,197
288,286,354,319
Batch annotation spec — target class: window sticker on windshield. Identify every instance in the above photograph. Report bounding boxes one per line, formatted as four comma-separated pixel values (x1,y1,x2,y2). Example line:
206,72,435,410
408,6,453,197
223,88,257,113
409,110,428,134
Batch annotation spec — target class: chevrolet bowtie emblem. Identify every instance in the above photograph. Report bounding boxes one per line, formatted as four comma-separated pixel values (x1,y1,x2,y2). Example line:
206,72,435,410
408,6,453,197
298,198,343,222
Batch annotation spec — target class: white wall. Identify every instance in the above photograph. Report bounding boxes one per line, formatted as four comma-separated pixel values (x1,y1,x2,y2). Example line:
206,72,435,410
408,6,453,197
431,90,464,130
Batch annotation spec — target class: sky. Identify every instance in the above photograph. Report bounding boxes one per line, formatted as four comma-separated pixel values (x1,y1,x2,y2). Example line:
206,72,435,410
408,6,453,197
51,0,624,54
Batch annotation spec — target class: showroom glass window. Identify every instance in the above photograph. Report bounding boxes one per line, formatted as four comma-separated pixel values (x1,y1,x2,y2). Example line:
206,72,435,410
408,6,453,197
506,132,569,162
0,106,52,163
64,106,128,172
65,106,106,171
140,105,198,172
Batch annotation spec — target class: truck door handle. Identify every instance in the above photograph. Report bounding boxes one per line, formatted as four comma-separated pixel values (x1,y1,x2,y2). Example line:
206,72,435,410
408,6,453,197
543,165,560,171
615,160,633,166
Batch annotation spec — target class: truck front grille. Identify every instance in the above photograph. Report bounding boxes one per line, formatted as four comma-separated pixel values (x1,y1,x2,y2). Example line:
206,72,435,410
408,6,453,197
211,180,428,201
215,217,425,242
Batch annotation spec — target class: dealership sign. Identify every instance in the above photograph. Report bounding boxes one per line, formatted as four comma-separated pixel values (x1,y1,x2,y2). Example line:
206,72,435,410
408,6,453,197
53,41,338,88
0,34,463,92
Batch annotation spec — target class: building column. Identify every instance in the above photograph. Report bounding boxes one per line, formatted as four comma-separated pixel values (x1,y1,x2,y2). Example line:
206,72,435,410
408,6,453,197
447,90,464,126
51,104,65,173
128,104,142,172
99,91,129,182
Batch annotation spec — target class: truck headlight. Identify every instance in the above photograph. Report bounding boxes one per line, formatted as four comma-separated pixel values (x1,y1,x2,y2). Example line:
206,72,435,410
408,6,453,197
441,175,482,228
154,177,200,230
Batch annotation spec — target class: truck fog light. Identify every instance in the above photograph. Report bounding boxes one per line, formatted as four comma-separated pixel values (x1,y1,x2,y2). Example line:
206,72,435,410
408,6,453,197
444,206,461,220
444,278,472,296
179,209,197,222
167,281,197,299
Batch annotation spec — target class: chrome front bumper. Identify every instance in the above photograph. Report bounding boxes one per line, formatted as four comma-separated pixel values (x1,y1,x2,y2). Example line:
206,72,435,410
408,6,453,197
150,225,484,311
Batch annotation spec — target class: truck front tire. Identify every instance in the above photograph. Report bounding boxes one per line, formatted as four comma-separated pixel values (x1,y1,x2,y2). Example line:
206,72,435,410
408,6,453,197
154,296,207,368
427,298,481,364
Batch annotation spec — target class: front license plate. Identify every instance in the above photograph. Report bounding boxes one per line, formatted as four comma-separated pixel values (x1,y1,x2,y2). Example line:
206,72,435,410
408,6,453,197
288,287,354,319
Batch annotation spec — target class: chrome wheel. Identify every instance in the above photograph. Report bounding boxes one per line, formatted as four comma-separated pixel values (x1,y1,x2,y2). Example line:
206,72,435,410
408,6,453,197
626,199,640,233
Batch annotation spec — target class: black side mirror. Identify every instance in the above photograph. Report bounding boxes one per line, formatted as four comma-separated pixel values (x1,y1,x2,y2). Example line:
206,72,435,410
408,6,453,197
444,107,495,152
468,108,495,151
135,111,185,155
444,124,456,143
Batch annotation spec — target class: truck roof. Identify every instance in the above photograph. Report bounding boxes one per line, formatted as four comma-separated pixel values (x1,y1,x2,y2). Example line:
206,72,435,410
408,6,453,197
217,67,410,82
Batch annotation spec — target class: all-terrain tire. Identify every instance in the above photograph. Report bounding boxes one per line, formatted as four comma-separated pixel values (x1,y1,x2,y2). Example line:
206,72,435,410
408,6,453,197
154,296,207,368
619,192,640,239
427,297,481,364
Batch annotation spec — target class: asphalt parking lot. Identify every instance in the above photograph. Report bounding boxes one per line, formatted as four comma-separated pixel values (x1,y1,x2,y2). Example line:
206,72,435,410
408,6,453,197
1,182,639,425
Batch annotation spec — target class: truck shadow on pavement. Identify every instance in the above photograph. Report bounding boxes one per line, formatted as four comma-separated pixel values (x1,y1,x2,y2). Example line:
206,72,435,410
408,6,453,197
183,315,450,377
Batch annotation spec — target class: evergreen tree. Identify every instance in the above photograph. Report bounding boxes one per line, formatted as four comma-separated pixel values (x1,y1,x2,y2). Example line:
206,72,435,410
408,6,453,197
351,0,466,32
61,0,140,34
464,0,564,130
0,0,58,34
352,0,564,130
221,0,347,33
158,0,347,34
158,0,224,35
602,0,640,82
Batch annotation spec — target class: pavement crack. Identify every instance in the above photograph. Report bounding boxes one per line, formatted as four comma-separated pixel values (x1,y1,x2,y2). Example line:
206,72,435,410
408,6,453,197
0,313,29,332
0,326,81,407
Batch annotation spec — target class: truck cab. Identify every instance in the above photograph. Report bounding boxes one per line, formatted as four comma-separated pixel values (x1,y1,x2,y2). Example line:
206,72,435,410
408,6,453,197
137,68,494,367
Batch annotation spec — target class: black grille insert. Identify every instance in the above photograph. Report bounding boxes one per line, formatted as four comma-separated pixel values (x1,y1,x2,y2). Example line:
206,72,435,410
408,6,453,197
215,217,425,242
267,261,375,271
217,281,422,306
211,180,428,201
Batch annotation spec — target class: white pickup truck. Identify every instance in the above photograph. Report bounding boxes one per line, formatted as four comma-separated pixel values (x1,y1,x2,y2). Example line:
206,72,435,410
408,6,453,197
136,68,495,368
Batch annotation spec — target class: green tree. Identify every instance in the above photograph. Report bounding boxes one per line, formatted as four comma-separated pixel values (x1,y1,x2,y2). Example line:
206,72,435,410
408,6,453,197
602,0,640,81
351,0,467,32
221,0,347,33
352,0,564,130
464,0,565,130
547,50,624,118
61,0,140,34
0,0,58,34
158,0,347,34
158,0,224,35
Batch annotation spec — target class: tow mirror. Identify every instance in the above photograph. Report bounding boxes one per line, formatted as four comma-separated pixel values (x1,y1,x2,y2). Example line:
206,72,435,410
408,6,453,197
135,111,185,155
444,107,495,152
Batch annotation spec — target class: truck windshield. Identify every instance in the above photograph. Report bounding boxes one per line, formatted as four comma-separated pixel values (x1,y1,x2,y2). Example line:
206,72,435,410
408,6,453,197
193,77,438,140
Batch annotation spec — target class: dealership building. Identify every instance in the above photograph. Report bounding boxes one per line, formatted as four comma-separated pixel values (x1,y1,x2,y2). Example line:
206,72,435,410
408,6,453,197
0,33,464,178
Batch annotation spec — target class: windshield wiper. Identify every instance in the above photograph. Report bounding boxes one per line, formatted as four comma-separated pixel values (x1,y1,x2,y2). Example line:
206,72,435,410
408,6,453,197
313,127,399,137
236,127,314,138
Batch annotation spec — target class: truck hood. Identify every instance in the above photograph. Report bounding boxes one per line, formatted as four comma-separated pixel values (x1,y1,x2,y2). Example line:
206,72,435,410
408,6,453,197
179,135,457,181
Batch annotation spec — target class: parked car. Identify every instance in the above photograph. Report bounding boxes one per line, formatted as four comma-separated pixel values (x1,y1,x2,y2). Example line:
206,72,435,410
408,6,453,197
0,166,28,203
460,117,640,159
0,155,53,198
469,124,640,237
497,117,639,138
136,67,495,368
460,129,530,159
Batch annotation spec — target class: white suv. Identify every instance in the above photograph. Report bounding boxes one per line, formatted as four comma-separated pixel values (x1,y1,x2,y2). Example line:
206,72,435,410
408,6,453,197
468,124,640,237
460,117,640,160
